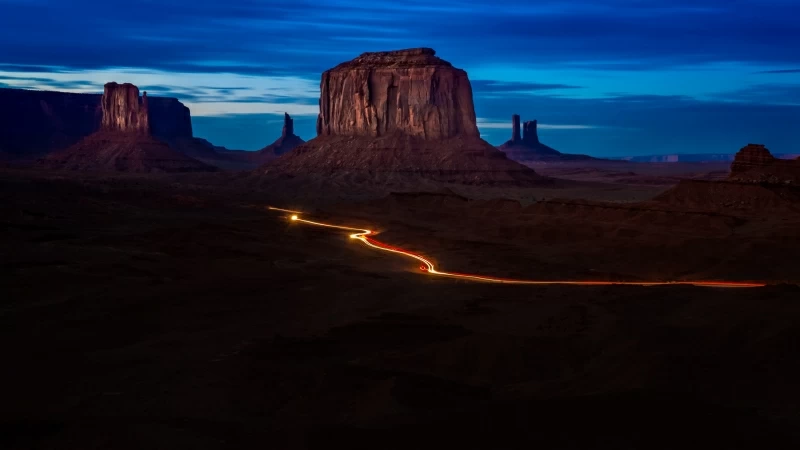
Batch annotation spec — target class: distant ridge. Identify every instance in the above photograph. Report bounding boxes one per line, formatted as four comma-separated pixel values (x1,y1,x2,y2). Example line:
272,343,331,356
612,153,798,163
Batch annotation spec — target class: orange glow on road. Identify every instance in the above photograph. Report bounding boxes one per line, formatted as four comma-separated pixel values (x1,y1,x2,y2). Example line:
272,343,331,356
270,208,766,289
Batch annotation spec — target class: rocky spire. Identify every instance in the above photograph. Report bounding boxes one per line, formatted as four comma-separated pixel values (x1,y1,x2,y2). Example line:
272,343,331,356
101,82,150,134
511,114,521,143
522,120,539,145
282,112,294,137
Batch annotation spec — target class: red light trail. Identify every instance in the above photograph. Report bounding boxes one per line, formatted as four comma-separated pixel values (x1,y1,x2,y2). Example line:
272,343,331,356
268,207,765,288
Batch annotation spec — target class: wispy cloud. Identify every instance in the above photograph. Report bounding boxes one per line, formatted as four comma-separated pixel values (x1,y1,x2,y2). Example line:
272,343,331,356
471,80,583,93
0,68,320,116
756,69,800,74
476,118,603,130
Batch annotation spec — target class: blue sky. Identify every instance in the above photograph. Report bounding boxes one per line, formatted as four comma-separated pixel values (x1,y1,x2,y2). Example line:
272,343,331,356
1,0,799,155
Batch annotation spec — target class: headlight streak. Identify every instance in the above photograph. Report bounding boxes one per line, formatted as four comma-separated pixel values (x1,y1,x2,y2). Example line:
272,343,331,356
269,207,765,289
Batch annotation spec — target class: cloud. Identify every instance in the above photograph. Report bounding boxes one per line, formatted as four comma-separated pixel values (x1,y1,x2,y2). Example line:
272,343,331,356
711,83,800,105
0,67,320,116
471,80,582,93
756,69,800,74
476,118,602,130
1,0,799,78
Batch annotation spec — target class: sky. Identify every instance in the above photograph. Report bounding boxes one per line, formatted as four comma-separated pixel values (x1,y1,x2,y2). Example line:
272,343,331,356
1,0,799,156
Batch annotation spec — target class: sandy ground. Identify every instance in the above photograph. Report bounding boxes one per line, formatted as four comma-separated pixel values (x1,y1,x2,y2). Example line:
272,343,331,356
2,168,800,449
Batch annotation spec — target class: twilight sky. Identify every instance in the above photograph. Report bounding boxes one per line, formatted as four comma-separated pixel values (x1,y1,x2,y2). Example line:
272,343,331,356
1,0,799,156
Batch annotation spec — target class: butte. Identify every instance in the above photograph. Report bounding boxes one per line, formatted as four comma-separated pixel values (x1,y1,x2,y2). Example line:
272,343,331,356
40,83,215,173
261,48,541,185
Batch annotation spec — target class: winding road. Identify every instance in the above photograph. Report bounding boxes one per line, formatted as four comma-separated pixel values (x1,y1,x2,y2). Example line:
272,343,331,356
268,207,765,288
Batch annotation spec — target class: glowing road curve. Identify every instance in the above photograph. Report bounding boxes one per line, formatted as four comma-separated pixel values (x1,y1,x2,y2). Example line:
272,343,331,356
268,207,765,288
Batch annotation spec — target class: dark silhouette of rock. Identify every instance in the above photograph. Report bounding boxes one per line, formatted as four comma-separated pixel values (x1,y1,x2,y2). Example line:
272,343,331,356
265,48,540,185
730,144,775,174
0,86,195,159
498,116,594,161
41,82,214,173
282,112,294,137
252,113,306,163
0,87,102,159
511,114,521,143
728,144,799,184
522,120,539,145
148,96,193,140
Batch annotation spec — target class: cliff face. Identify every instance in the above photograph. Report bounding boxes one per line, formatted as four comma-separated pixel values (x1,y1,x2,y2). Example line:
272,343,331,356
316,48,479,140
0,86,193,158
0,88,102,157
149,97,193,140
101,82,150,134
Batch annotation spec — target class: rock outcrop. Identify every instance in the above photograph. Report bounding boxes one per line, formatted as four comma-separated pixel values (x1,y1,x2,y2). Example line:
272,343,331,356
149,97,193,140
265,48,540,185
728,144,799,184
498,116,593,161
730,144,775,175
251,113,306,163
316,48,479,140
511,114,521,143
101,82,150,134
0,86,195,159
41,82,213,173
522,120,539,145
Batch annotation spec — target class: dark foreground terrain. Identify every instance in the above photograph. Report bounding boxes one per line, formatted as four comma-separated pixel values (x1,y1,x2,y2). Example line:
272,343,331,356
2,169,800,449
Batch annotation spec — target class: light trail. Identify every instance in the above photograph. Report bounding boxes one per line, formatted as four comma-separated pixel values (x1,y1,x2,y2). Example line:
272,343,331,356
270,208,766,289
267,206,303,215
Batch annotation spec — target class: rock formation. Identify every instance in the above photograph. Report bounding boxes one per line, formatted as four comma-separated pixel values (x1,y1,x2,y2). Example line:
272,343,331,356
0,86,195,159
498,116,593,161
522,120,539,145
250,113,306,163
511,114,521,143
265,48,540,185
316,48,479,140
730,144,775,175
101,82,150,134
0,87,102,159
41,82,213,173
728,144,799,184
282,112,294,137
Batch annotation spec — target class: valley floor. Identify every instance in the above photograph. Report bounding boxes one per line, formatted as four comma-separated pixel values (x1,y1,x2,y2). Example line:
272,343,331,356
2,169,799,449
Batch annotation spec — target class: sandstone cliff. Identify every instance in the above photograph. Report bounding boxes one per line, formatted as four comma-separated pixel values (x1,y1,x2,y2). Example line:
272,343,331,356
266,48,540,185
101,82,150,134
729,144,799,184
316,48,479,140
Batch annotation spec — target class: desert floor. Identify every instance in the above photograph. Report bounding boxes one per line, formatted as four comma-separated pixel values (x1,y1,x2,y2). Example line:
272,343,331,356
2,168,799,449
